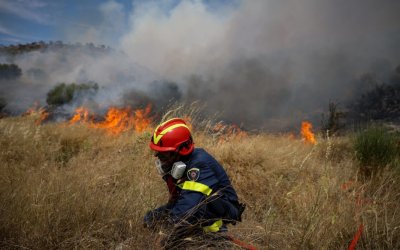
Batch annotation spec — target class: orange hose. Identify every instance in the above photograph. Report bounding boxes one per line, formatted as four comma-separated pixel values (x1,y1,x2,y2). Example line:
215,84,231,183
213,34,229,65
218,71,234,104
226,235,257,250
348,224,364,250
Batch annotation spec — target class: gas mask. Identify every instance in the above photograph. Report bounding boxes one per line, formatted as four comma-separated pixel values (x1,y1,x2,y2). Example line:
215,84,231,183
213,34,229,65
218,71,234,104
155,159,187,179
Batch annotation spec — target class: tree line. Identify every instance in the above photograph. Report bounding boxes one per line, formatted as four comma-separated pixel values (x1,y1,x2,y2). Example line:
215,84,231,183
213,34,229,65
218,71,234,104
0,41,112,56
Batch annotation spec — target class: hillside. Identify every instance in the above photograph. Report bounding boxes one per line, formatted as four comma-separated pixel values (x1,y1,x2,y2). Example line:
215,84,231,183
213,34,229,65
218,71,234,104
0,41,112,56
0,110,399,249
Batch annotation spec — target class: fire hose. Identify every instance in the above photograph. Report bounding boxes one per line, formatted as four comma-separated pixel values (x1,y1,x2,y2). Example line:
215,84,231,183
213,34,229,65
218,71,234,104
225,235,257,250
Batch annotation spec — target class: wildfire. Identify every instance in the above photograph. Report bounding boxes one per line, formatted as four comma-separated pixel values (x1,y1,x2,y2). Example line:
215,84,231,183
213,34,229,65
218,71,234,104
24,102,49,125
133,105,152,132
69,107,90,124
69,104,153,134
212,122,247,142
35,108,49,125
301,121,317,145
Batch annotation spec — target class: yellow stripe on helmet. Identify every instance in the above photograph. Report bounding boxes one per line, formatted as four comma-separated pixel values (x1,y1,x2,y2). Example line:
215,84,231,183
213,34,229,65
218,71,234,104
153,118,176,133
153,122,189,145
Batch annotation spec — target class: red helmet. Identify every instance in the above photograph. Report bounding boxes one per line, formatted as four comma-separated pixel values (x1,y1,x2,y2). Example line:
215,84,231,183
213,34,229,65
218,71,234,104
149,118,194,155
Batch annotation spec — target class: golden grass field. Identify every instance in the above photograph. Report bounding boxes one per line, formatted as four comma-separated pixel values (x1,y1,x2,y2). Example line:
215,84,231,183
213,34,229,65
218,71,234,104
0,112,399,249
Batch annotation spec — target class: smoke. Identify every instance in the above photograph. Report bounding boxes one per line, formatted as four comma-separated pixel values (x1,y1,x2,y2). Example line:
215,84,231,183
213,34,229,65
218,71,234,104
118,0,400,130
0,48,159,114
2,0,400,130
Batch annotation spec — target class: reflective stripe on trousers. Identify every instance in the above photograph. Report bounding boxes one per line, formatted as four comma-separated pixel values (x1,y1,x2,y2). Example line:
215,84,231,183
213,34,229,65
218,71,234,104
203,219,223,233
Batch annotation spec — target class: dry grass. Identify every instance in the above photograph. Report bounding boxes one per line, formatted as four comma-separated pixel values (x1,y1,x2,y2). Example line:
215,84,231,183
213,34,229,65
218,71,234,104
0,114,399,249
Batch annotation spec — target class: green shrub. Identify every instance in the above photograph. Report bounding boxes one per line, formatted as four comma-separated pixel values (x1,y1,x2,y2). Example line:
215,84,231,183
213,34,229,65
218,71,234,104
0,63,22,80
46,82,98,106
354,126,399,174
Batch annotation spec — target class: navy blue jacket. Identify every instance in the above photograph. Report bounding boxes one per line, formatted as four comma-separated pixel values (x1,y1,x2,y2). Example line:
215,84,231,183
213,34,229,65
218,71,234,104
164,148,239,224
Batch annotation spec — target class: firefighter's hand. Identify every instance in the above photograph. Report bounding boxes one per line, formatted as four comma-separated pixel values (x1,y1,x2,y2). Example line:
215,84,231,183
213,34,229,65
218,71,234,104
144,205,171,229
143,210,156,229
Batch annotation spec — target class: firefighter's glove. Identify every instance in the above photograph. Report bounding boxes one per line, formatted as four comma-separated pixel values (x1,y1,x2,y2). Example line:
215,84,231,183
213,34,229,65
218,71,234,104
143,210,157,229
143,205,170,229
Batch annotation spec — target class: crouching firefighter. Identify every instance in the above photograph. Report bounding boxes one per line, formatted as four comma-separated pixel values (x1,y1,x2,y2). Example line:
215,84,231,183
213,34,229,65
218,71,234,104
144,118,245,246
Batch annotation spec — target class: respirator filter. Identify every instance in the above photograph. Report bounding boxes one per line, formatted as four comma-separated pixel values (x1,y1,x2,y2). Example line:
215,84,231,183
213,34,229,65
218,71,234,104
155,160,187,179
170,161,187,179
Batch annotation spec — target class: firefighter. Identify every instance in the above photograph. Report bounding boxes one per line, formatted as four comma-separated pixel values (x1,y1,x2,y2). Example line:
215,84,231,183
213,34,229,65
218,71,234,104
144,118,245,244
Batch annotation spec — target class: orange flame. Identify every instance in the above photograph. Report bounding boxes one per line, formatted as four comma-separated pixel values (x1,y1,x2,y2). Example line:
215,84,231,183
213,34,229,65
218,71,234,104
69,107,90,124
24,101,40,116
301,121,317,145
35,108,49,125
133,104,152,132
23,102,49,125
212,122,247,143
69,104,153,134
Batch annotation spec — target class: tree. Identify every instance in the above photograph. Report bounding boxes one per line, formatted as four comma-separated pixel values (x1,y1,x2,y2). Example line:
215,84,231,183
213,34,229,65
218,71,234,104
353,84,400,121
46,82,98,106
350,65,400,124
321,101,346,136
0,64,22,80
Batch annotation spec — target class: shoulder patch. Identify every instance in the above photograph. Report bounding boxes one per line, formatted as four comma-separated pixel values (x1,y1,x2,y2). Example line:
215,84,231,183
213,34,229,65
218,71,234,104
187,168,200,181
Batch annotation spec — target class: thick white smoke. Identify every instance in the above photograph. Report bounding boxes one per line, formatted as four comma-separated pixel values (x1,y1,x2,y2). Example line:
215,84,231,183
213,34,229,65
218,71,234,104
120,0,400,79
117,0,400,129
0,48,157,113
120,0,231,80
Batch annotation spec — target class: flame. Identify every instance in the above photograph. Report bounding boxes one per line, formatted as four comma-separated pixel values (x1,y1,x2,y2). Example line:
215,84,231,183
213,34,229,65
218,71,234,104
24,101,40,116
23,102,49,125
69,107,90,124
212,122,247,143
133,104,152,132
227,124,247,138
35,108,49,125
69,104,153,134
301,121,317,145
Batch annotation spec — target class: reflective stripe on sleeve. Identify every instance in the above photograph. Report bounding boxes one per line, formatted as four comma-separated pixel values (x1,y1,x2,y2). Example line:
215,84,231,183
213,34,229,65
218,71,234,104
179,181,212,196
203,219,223,233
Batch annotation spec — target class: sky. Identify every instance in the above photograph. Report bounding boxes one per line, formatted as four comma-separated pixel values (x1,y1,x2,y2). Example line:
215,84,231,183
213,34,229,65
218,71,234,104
0,0,131,45
1,0,400,130
0,0,234,45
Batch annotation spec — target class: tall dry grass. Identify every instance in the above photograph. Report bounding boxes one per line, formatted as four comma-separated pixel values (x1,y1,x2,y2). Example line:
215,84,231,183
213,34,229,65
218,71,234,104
0,113,399,249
